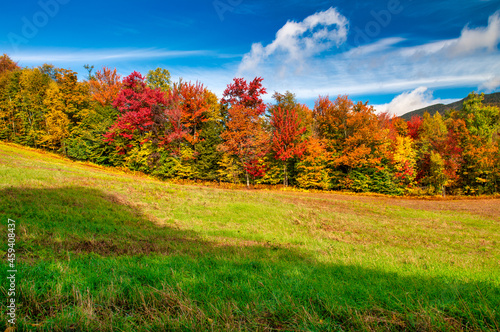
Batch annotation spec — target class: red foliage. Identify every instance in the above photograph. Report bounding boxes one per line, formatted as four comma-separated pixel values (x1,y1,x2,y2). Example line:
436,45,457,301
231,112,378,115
104,72,167,151
245,158,267,178
220,77,269,184
407,116,423,140
176,81,210,144
221,77,266,115
270,107,306,161
162,92,188,154
440,118,465,182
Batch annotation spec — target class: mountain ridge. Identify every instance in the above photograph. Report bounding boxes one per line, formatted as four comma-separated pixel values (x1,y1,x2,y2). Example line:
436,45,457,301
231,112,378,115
400,92,500,121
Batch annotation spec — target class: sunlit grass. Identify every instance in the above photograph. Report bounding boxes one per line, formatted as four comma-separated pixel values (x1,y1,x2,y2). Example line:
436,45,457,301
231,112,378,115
0,142,499,331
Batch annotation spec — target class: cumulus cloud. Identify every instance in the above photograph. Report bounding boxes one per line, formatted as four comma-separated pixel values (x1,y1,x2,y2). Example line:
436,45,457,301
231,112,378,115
373,87,458,116
238,7,349,74
234,10,500,102
479,76,500,92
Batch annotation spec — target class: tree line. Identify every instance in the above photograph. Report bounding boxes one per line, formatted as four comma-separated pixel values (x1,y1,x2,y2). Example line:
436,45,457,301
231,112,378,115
1,54,499,195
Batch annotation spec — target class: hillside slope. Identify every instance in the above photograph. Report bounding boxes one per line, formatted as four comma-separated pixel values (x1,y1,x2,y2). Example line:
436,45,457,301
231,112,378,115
400,91,500,121
0,142,499,331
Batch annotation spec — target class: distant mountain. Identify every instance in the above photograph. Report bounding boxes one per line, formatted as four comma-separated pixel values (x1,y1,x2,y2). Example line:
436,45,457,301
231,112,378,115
400,92,500,121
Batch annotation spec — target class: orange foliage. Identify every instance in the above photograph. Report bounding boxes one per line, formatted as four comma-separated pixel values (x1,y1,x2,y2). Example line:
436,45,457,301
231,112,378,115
0,54,19,76
176,81,211,145
88,67,122,106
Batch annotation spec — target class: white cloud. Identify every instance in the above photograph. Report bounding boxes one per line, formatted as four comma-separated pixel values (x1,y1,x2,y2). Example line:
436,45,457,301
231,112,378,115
479,76,500,92
373,87,459,116
238,7,349,74
394,11,500,58
234,11,500,102
11,48,215,65
449,11,500,56
345,37,404,57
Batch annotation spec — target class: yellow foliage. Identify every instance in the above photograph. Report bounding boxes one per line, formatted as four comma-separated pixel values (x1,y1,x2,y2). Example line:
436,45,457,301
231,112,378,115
40,81,70,150
296,138,331,189
391,135,417,185
217,153,243,184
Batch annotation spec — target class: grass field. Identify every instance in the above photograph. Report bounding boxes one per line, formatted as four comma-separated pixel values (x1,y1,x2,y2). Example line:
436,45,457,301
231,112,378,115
0,141,499,331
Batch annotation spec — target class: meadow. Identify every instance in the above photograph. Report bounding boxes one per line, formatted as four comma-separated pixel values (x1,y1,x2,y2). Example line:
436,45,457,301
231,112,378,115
0,141,499,331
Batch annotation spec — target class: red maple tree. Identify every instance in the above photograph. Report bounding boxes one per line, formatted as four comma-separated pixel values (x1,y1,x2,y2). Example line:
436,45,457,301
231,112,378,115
104,72,167,153
220,77,269,187
270,106,306,186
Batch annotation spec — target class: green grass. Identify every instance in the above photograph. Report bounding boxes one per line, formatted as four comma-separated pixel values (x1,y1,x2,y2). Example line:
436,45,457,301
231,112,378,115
0,142,499,331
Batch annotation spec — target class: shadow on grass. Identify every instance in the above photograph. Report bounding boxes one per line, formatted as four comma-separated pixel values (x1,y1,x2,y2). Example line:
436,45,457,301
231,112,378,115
0,186,499,331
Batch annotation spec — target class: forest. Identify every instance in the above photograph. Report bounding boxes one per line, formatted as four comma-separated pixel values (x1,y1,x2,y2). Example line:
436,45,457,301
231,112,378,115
1,53,499,195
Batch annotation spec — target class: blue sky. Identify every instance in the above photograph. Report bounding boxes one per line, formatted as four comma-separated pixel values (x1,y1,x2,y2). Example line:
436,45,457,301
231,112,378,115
2,0,500,115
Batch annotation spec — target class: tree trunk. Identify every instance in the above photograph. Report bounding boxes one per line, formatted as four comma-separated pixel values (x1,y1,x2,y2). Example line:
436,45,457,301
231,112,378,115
246,170,250,188
283,163,288,187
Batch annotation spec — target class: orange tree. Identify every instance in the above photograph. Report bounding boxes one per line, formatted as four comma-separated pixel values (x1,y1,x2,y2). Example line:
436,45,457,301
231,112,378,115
219,77,269,187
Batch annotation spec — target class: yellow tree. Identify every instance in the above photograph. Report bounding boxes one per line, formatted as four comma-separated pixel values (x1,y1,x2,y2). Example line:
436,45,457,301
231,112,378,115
54,68,91,126
16,68,51,146
390,135,417,188
40,81,70,150
296,137,331,189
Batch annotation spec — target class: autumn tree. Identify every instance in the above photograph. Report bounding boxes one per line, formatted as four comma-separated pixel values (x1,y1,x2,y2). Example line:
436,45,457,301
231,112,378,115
16,68,52,147
265,91,311,185
53,68,91,127
105,71,167,154
183,85,223,180
176,81,211,145
88,67,122,106
0,54,19,77
407,115,423,140
269,106,306,186
453,93,500,194
271,91,313,134
312,95,395,192
146,68,172,93
390,135,417,189
296,137,331,189
40,81,70,150
313,95,352,146
220,77,269,187
334,101,389,170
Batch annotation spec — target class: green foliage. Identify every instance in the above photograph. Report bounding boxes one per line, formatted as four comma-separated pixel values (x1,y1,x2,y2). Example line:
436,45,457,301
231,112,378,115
217,153,243,183
347,167,404,195
146,67,172,92
124,140,156,173
193,120,223,180
460,92,500,140
256,156,283,185
427,151,447,195
65,105,120,165
150,151,180,179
